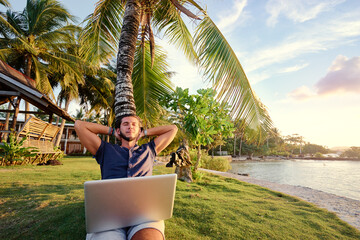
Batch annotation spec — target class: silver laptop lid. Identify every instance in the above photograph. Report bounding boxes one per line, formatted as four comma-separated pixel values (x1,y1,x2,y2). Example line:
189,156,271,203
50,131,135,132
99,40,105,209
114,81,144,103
84,174,177,233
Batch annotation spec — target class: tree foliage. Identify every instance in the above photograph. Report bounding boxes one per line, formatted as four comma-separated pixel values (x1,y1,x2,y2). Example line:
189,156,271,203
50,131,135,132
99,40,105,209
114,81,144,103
0,131,38,165
162,87,234,170
0,0,81,99
341,147,360,159
81,0,273,132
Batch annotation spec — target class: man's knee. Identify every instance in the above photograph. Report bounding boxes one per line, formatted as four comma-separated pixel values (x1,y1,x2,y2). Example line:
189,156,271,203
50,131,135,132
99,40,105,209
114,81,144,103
131,228,164,240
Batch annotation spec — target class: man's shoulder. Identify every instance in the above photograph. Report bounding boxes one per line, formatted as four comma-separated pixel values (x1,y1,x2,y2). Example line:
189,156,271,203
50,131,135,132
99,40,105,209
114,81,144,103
137,140,156,154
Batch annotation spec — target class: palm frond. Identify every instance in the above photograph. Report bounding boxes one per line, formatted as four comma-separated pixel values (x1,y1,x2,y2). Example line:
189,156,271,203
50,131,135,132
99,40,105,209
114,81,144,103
132,41,174,127
153,0,198,64
25,0,75,35
194,16,273,132
80,0,125,65
0,0,10,7
31,56,55,100
36,24,81,46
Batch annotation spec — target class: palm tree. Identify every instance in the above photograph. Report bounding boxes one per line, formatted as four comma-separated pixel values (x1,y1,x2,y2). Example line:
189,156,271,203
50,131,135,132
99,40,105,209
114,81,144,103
0,0,82,120
81,0,272,132
132,41,173,127
0,0,9,7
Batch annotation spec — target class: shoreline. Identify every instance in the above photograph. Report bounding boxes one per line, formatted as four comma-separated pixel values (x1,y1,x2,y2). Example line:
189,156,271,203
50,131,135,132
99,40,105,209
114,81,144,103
200,168,360,231
231,156,360,161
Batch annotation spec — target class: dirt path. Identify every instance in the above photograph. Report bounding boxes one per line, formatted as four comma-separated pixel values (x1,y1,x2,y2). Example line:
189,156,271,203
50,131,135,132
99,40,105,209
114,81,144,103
200,168,360,231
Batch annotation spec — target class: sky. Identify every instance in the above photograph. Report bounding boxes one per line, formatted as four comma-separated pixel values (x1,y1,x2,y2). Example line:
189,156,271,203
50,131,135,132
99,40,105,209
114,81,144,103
6,0,360,148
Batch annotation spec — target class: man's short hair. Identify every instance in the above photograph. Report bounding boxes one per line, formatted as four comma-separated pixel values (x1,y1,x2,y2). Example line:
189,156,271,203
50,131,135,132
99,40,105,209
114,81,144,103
115,115,143,129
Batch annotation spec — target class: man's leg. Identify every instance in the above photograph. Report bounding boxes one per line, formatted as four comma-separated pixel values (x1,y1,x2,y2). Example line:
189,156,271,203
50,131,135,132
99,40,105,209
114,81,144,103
128,220,165,240
131,228,163,240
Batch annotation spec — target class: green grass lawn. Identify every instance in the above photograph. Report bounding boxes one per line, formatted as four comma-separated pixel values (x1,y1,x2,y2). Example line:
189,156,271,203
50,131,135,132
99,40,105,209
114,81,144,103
1,156,359,240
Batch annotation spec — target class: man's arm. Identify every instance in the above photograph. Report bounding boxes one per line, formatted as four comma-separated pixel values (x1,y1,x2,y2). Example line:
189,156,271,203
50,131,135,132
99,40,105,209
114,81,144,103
143,125,178,154
74,120,112,155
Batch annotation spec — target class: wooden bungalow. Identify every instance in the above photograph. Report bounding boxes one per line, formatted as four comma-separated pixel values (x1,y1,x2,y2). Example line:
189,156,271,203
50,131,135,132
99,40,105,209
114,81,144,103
0,60,75,163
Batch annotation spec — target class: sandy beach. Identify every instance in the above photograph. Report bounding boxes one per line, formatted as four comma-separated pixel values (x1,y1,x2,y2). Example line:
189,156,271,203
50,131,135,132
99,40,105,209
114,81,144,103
200,168,360,231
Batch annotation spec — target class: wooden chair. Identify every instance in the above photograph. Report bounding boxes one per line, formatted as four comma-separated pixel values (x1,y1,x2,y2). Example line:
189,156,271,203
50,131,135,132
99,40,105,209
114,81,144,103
16,116,61,164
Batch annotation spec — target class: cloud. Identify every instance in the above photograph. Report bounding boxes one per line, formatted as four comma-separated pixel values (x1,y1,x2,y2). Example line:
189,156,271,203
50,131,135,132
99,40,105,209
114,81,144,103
217,0,249,31
242,9,360,82
246,63,308,84
315,55,360,95
266,0,345,26
288,55,360,100
287,85,316,100
277,63,309,73
244,40,320,72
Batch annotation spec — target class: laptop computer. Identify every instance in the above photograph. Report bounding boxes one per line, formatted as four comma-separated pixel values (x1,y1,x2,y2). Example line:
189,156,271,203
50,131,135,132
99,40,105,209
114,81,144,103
84,174,177,233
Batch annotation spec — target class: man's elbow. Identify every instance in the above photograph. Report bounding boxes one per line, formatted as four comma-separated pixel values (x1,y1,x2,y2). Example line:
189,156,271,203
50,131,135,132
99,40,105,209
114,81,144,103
74,120,83,133
171,125,178,133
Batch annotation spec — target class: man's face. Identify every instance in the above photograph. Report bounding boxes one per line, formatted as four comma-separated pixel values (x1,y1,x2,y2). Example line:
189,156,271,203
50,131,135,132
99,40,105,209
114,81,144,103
118,116,141,141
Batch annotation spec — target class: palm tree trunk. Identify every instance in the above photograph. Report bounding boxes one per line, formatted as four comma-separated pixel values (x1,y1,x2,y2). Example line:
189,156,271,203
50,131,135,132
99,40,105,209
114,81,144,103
239,133,243,158
55,95,61,126
55,96,71,147
114,0,141,126
233,135,237,156
105,109,110,142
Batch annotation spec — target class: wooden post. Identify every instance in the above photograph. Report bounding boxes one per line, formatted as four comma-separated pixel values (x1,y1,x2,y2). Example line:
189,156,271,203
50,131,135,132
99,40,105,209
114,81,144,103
11,97,21,130
48,114,53,124
64,127,69,154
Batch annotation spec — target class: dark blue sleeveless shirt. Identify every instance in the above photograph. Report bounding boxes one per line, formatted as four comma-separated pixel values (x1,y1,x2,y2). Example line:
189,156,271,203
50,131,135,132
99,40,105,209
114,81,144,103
94,140,157,179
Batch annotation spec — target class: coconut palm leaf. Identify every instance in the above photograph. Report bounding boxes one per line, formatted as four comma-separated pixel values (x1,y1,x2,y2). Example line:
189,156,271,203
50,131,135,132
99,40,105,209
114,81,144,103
83,0,272,134
0,0,9,7
78,64,116,126
80,0,125,65
194,16,273,132
0,0,82,101
153,0,198,64
132,41,174,127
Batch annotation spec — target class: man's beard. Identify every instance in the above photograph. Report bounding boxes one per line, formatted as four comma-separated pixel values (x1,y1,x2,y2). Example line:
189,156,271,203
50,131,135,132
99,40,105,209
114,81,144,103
120,130,136,142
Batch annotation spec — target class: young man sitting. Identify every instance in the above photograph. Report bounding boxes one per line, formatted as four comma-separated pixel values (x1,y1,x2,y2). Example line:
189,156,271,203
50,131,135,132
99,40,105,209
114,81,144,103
75,115,177,240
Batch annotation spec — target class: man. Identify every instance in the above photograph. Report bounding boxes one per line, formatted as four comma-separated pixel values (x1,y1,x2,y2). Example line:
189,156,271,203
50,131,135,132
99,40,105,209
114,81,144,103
75,115,178,240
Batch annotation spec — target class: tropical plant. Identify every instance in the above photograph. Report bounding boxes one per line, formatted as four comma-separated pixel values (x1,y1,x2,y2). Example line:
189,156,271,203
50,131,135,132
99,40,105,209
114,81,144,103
0,0,82,120
0,131,38,166
132,41,173,127
72,108,86,120
50,29,87,146
0,0,9,7
162,87,234,170
81,0,272,132
78,61,117,127
200,155,231,172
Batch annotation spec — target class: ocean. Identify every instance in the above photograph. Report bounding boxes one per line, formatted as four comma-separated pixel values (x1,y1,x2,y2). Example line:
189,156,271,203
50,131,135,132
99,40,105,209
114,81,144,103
229,159,360,201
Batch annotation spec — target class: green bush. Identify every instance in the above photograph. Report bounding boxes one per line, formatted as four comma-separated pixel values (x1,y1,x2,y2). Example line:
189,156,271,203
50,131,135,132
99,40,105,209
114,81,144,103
314,152,324,158
0,131,38,166
191,167,205,181
269,150,291,157
201,155,232,172
189,148,199,164
189,148,231,172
